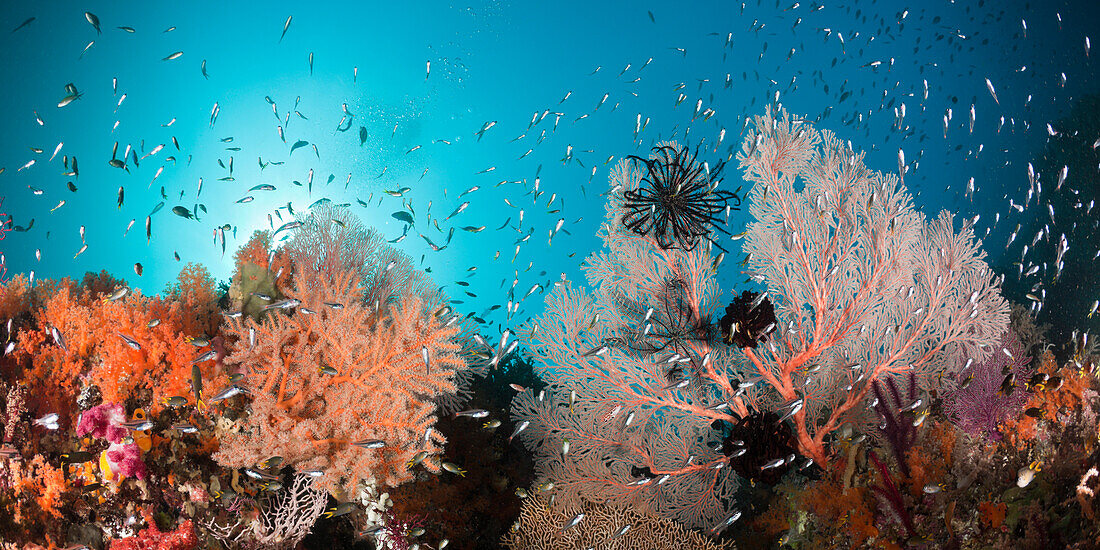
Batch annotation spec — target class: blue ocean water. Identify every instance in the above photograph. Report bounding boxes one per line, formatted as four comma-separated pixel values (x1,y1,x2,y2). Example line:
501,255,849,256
0,0,1095,333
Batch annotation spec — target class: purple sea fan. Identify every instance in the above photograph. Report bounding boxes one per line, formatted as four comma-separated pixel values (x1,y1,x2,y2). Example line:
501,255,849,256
944,330,1031,439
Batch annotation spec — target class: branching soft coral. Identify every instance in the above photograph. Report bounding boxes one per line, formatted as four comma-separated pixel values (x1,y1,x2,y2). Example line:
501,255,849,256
7,454,69,521
214,264,464,498
87,291,203,414
167,263,221,337
0,273,31,320
77,402,127,443
903,420,957,498
105,441,148,481
14,284,99,420
799,467,880,547
14,283,209,420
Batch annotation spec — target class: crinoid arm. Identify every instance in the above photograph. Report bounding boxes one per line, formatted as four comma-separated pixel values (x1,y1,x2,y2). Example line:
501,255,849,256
622,144,742,251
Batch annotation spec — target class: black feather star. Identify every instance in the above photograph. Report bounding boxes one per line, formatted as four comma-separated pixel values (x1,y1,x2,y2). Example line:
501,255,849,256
622,144,741,251
715,410,799,485
719,290,776,348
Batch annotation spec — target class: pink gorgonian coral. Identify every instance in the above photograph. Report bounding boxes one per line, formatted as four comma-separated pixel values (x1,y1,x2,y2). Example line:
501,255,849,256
76,402,128,443
944,330,1032,439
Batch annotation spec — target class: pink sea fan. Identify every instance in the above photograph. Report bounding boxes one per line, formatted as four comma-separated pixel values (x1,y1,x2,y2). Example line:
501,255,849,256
944,330,1032,439
76,402,127,443
106,441,147,480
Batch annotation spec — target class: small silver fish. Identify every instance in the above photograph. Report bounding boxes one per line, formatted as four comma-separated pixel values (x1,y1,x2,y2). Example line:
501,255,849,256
262,298,301,311
191,349,216,364
121,419,154,431
760,458,786,470
118,333,141,350
352,439,386,449
559,513,585,533
508,420,530,442
208,385,244,402
34,413,59,430
106,286,130,302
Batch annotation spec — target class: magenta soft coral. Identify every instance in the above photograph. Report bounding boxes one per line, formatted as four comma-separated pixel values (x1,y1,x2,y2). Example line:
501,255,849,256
76,402,127,443
77,402,147,480
106,442,147,480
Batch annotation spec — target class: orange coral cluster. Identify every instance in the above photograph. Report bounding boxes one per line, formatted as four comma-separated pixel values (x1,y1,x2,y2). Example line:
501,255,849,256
979,500,1007,530
904,421,958,497
11,266,220,419
0,273,31,320
169,263,221,337
1000,351,1091,450
214,265,465,498
802,480,880,546
799,455,880,547
7,454,69,522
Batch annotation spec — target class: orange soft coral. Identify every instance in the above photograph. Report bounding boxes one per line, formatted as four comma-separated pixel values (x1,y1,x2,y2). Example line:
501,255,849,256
14,284,99,420
799,453,880,547
0,273,31,320
8,454,69,521
214,265,465,498
15,282,209,419
802,479,880,546
905,421,958,497
232,230,291,290
1000,351,1091,450
87,292,205,415
979,500,1007,530
169,263,221,337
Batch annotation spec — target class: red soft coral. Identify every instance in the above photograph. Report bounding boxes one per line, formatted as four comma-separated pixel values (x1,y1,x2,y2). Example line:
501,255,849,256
109,519,197,550
14,283,97,421
88,291,205,415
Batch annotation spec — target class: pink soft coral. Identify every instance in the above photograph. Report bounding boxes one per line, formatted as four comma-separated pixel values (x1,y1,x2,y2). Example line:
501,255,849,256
106,442,147,480
76,402,127,443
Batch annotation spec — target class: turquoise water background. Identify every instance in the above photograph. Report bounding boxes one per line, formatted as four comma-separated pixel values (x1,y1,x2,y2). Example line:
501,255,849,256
0,0,1095,333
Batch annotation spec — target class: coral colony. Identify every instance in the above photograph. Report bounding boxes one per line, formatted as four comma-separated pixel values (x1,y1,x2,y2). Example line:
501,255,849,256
2,108,1100,549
